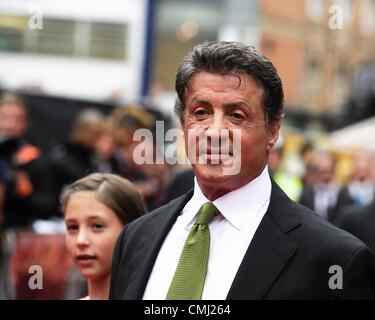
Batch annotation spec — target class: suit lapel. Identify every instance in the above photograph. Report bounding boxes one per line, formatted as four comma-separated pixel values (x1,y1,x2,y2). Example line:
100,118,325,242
125,191,194,299
227,182,301,299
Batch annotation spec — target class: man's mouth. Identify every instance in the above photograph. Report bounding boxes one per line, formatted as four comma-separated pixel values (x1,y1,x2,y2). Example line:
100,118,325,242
199,150,234,165
205,148,233,156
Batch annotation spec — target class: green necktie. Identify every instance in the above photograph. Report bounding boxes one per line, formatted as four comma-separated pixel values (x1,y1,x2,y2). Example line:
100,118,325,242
166,202,218,300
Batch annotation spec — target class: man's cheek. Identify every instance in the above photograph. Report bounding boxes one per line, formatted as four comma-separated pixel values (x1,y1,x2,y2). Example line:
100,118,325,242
222,130,242,176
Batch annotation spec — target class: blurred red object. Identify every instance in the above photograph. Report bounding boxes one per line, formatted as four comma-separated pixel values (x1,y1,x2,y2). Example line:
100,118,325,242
10,232,73,300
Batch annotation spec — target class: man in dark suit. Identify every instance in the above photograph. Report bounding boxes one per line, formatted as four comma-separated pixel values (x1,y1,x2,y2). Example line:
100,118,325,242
162,167,194,204
110,41,375,300
337,201,375,253
299,153,341,224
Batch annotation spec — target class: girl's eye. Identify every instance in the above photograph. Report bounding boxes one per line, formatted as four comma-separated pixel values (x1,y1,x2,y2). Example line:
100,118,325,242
92,223,103,230
67,225,78,232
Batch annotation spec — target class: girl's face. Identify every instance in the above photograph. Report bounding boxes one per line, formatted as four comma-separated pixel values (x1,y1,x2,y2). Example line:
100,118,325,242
64,191,124,280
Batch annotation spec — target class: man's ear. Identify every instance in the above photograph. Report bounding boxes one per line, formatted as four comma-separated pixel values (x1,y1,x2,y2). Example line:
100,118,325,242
267,120,281,152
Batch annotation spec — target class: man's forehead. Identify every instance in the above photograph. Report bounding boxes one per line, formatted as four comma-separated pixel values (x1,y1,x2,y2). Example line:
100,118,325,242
185,71,263,94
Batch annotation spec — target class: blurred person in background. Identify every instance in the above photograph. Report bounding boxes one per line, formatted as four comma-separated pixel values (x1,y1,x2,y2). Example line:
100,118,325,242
0,183,4,222
36,108,103,218
111,106,170,210
95,121,124,175
334,154,374,228
0,93,40,300
299,152,341,223
268,135,302,202
0,93,41,229
338,154,374,208
337,197,375,253
63,173,146,299
299,141,318,187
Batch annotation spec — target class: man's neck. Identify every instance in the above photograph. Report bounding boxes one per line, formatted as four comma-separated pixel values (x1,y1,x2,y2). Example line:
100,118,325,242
197,166,268,201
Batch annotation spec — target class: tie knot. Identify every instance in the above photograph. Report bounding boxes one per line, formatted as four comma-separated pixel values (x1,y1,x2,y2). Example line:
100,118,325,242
195,202,217,225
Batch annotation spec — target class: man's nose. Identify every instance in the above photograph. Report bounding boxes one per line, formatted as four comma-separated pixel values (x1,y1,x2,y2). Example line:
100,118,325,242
205,113,227,137
205,113,232,147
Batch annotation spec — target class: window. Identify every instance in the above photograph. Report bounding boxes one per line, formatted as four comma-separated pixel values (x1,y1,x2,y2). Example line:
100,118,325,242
89,22,127,60
0,16,28,52
37,19,75,56
0,26,23,52
0,15,127,60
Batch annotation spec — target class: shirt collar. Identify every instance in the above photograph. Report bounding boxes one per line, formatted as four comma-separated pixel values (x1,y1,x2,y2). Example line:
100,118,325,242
181,166,272,230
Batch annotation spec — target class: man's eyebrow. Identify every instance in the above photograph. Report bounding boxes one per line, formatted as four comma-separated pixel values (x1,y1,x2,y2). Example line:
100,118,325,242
188,98,252,109
223,101,252,110
188,97,211,107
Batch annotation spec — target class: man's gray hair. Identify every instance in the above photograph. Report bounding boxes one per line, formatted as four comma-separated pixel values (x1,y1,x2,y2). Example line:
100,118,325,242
175,41,284,125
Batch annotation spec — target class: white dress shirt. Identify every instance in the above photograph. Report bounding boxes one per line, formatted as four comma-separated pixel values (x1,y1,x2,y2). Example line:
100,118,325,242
143,166,272,300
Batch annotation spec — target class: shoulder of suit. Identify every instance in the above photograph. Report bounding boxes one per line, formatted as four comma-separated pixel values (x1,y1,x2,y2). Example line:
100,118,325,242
271,185,367,256
290,200,368,257
125,194,187,229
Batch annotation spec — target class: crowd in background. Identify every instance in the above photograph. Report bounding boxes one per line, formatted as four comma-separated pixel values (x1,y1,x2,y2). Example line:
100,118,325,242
0,91,374,299
0,93,172,231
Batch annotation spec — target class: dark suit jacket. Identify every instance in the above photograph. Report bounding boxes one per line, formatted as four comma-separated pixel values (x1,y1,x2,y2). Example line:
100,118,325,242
162,167,195,204
110,182,375,299
337,201,375,253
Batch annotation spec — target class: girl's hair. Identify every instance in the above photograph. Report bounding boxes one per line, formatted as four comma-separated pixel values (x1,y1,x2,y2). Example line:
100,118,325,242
62,173,146,225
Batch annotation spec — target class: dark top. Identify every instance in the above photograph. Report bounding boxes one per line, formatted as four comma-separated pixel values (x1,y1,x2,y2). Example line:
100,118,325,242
337,201,375,253
0,137,41,229
32,140,98,218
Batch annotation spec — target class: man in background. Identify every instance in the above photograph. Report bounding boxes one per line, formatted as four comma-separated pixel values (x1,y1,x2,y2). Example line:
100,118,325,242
36,108,103,218
0,93,40,229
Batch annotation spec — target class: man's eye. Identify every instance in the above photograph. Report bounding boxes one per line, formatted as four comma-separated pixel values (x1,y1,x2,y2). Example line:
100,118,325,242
231,112,244,120
194,108,207,116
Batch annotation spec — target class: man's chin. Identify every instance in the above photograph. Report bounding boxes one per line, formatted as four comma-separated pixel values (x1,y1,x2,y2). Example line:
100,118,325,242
199,153,233,164
193,163,234,183
191,154,241,176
